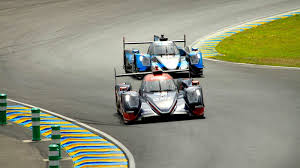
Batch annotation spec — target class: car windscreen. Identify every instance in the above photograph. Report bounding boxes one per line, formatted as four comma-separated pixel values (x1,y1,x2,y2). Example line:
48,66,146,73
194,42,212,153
143,79,177,92
151,42,179,55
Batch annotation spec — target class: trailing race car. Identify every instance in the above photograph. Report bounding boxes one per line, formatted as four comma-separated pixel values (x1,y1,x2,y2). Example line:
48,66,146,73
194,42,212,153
123,35,204,77
114,68,205,124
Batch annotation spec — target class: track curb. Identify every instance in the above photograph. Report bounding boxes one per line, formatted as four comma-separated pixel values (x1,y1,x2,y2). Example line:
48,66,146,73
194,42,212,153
7,98,135,168
191,9,300,70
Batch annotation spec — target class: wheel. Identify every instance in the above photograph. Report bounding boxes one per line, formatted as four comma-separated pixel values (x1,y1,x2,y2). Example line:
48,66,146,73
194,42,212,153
196,114,205,119
190,69,203,77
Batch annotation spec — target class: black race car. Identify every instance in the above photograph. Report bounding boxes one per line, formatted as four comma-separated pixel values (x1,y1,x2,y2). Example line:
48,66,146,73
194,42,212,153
114,69,205,124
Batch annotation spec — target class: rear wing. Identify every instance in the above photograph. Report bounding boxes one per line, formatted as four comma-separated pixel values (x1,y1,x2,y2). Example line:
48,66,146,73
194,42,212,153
122,37,152,52
122,34,186,51
115,69,189,77
114,68,190,84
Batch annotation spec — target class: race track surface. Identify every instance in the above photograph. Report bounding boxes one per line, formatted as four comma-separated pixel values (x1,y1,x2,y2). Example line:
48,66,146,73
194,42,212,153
0,0,300,167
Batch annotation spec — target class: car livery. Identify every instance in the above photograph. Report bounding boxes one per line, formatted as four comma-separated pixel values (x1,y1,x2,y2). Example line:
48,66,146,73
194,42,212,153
123,35,204,77
114,69,205,124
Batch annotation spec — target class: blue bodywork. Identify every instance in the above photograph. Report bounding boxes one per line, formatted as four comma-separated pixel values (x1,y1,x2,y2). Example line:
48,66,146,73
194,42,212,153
125,50,151,72
188,51,204,69
124,45,204,75
135,54,151,71
125,51,134,64
125,50,203,71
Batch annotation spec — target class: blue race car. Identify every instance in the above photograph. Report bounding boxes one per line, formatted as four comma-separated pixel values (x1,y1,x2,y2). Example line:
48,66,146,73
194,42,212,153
123,35,204,77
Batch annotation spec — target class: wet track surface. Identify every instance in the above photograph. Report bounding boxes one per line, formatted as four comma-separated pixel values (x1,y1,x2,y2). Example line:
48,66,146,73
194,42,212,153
1,0,300,167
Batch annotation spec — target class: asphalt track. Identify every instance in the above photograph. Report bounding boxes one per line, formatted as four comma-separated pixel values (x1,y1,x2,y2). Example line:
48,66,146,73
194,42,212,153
0,0,300,168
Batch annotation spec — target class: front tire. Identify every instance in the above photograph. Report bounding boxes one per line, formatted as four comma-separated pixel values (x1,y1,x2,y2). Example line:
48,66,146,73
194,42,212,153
195,114,205,119
190,68,203,77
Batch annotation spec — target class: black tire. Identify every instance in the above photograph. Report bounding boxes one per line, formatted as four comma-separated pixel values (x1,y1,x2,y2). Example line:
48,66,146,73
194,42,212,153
190,69,203,77
196,114,205,119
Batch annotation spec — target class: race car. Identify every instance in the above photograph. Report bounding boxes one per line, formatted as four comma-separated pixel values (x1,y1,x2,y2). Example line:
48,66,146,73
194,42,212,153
114,68,205,124
123,35,204,77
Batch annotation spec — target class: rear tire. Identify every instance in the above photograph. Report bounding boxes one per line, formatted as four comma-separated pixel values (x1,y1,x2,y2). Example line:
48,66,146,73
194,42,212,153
197,114,205,119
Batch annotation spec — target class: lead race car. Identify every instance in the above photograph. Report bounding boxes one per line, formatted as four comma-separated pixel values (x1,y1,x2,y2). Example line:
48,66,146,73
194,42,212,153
114,68,205,124
123,35,204,77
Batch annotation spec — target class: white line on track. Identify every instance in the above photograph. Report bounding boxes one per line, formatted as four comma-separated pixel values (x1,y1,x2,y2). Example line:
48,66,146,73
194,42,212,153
7,98,136,168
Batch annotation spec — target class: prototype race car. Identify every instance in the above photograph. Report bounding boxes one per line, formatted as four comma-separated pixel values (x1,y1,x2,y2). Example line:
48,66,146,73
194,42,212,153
114,69,205,124
123,35,204,77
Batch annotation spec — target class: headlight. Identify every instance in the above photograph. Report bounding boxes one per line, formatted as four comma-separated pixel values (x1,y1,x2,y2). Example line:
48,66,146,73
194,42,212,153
139,56,151,66
196,89,201,96
128,95,139,108
123,92,140,111
185,87,202,104
187,90,199,104
125,94,130,102
190,53,200,65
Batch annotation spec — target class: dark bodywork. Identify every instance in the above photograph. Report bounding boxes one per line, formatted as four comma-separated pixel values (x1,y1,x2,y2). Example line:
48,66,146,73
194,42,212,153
115,71,205,124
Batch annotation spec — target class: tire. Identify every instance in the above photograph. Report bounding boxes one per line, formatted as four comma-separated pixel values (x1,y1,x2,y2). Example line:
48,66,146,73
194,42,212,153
190,69,203,77
196,114,205,119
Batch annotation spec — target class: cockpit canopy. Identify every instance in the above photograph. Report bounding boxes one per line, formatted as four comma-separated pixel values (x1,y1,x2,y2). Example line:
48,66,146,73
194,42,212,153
148,41,180,55
142,73,177,92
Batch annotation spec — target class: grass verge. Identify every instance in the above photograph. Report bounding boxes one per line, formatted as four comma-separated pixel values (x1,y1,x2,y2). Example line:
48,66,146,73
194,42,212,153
215,14,300,67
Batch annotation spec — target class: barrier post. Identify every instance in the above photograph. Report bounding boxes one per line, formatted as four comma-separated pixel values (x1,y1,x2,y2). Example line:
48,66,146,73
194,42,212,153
31,108,41,141
48,144,59,168
0,94,7,125
51,125,61,158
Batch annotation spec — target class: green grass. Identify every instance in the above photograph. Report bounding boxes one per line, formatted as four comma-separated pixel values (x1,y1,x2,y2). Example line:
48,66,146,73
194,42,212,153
215,14,300,67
